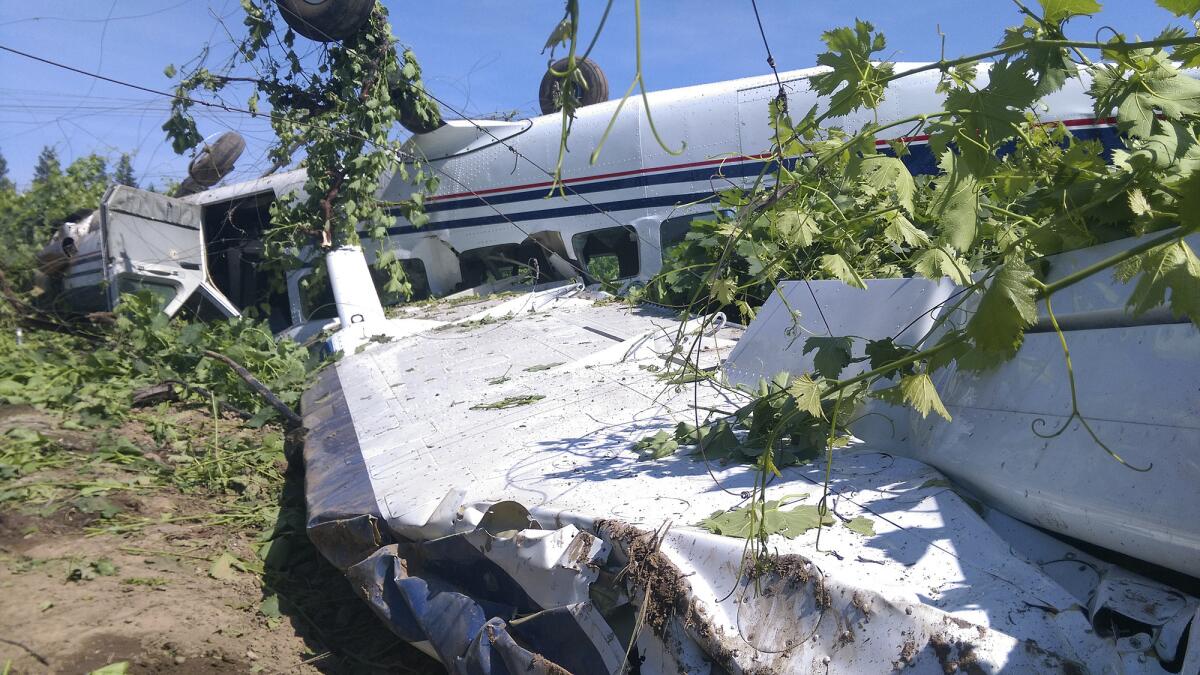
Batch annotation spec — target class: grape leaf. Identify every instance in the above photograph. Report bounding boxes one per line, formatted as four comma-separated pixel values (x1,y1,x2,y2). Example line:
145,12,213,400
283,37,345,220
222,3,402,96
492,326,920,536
1038,0,1101,23
700,495,833,539
933,61,1040,175
810,20,895,117
927,152,980,251
1123,240,1200,327
820,253,867,289
777,209,821,247
844,516,876,536
712,277,737,305
1091,53,1200,139
634,430,679,460
883,212,931,247
859,156,915,213
803,336,855,380
1157,0,1200,16
998,18,1078,96
912,248,973,285
786,374,825,418
864,338,916,379
966,260,1039,355
874,372,952,421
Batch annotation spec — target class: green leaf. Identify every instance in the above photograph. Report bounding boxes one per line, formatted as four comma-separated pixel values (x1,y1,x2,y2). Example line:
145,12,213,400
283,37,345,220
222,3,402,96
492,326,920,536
786,374,825,418
819,253,867,289
634,430,679,460
89,662,130,675
864,338,915,379
932,62,1040,175
1123,240,1200,327
1128,188,1152,216
208,552,241,581
1176,170,1200,232
1091,54,1200,139
259,594,282,619
676,420,740,459
883,213,931,248
912,248,973,285
711,277,737,305
803,336,855,380
91,558,118,577
1038,0,1101,23
875,372,952,421
700,495,833,539
810,20,895,117
967,260,1039,355
844,516,876,536
543,17,573,51
1157,0,1200,16
927,152,980,250
777,209,821,247
859,156,915,213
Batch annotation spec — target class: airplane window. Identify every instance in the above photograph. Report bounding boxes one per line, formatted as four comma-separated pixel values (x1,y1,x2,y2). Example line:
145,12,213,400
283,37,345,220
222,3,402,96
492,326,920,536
571,226,639,281
659,210,734,261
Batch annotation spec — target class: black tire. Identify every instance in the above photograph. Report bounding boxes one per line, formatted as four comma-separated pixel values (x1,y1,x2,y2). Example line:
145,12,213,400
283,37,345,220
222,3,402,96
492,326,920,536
187,132,246,189
276,0,373,42
538,57,608,115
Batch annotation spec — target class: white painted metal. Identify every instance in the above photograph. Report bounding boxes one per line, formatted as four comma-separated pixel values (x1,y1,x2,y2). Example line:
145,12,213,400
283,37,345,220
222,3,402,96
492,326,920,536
721,233,1200,579
327,245,386,327
321,284,1197,672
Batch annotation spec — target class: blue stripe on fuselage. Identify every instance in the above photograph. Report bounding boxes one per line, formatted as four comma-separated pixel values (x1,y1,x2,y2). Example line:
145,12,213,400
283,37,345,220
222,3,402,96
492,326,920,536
386,125,1121,235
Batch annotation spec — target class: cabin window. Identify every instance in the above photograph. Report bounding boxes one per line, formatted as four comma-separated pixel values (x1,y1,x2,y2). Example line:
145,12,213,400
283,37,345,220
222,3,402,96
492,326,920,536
202,192,292,331
571,226,639,281
458,241,565,290
370,258,431,304
659,211,733,261
116,276,179,309
177,292,234,323
298,270,338,322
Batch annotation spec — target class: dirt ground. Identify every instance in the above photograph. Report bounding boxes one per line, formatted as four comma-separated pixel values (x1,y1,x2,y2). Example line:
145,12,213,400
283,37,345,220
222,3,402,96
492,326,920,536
0,409,443,675
0,487,442,674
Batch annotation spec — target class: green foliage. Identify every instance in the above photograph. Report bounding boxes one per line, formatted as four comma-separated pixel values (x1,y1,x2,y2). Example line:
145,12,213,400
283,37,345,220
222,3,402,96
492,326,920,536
163,1,438,300
641,8,1200,559
0,153,111,290
0,147,12,191
966,259,1040,356
700,494,834,539
32,146,61,184
113,153,137,188
0,292,321,427
810,20,895,117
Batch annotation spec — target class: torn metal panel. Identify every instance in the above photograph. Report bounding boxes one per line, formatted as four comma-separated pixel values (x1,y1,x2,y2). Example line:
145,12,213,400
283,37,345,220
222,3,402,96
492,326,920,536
302,280,1198,673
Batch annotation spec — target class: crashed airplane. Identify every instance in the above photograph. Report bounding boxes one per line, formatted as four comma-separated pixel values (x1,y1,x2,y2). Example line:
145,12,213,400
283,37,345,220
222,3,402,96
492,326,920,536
33,55,1200,673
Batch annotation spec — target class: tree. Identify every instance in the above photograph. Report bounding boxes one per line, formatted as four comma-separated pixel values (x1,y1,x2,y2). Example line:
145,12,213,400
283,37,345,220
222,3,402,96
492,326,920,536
113,153,137,188
163,1,439,300
32,146,61,185
0,148,12,192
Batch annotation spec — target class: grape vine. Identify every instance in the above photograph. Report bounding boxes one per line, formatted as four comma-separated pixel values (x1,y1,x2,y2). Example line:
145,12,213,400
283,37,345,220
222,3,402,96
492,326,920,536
618,0,1200,564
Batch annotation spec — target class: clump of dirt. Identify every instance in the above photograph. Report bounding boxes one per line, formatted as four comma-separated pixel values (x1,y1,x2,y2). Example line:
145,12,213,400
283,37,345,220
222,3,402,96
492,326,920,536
748,553,831,610
927,633,985,675
749,553,813,585
595,520,693,636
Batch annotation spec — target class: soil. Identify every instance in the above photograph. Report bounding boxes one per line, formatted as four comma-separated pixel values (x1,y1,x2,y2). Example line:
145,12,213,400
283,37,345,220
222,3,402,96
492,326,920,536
0,422,443,675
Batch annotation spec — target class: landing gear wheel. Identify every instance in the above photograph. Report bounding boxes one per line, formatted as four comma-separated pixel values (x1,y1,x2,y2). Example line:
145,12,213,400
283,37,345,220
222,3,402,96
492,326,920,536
538,57,609,115
276,0,374,42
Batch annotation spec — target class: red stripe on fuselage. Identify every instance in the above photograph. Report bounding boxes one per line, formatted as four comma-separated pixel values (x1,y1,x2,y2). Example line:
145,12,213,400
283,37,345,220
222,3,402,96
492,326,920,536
426,116,1115,204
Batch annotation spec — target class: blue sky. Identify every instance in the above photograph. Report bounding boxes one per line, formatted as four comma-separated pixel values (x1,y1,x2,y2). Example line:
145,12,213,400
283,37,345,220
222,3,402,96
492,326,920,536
0,1,1191,188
